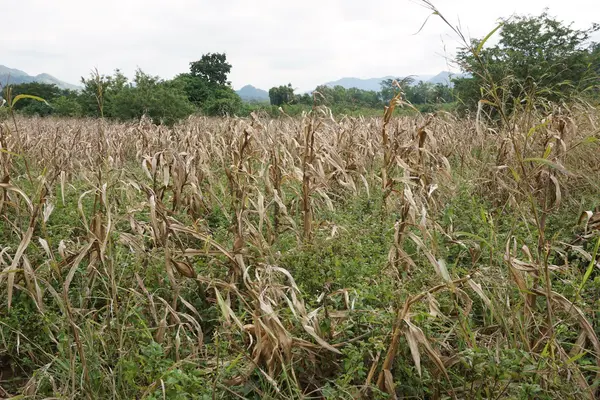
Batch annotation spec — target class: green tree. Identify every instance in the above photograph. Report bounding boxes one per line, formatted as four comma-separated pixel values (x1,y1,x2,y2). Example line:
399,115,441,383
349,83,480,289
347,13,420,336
79,69,129,117
432,83,454,103
110,69,196,125
53,96,83,117
296,93,313,106
268,84,295,106
172,73,213,107
347,88,381,108
313,85,334,105
380,77,414,103
455,12,600,111
405,81,433,104
189,53,232,86
175,53,242,115
2,82,61,116
593,43,600,74
203,87,242,116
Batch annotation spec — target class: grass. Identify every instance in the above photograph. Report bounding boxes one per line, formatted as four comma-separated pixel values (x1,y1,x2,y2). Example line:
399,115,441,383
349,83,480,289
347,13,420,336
0,98,599,399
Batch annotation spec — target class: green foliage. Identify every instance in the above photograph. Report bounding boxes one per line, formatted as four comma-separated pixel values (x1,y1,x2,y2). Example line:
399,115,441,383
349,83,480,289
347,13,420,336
3,53,456,121
109,69,196,125
2,82,59,110
0,295,57,369
1,82,63,116
202,86,242,116
260,79,454,116
259,79,456,116
175,53,243,116
3,54,245,122
117,342,211,399
316,84,377,109
381,78,454,105
455,12,600,111
79,69,128,117
79,55,245,121
78,69,196,124
52,95,83,117
189,52,232,86
380,77,414,103
173,73,214,107
269,83,296,106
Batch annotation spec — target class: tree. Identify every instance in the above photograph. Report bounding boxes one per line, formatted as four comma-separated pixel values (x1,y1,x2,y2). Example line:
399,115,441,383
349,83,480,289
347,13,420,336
307,85,384,111
189,53,232,86
175,53,242,115
347,88,380,108
2,82,61,116
268,84,295,106
380,77,414,104
173,73,213,107
79,69,129,117
593,43,600,74
78,69,195,124
455,12,600,111
203,87,242,116
313,85,335,105
432,83,454,103
53,96,83,117
296,93,313,106
405,81,433,104
110,69,196,125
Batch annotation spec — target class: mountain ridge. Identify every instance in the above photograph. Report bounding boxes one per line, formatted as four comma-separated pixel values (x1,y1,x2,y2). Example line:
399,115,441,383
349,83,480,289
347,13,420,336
1,64,463,101
0,65,81,91
322,74,437,91
235,85,269,102
237,71,464,101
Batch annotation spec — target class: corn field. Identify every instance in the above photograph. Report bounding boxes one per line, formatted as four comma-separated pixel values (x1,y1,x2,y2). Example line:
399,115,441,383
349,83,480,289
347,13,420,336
1,103,600,399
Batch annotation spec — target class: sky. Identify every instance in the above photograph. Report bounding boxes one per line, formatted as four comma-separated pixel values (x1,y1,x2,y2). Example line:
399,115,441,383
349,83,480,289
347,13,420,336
2,0,599,92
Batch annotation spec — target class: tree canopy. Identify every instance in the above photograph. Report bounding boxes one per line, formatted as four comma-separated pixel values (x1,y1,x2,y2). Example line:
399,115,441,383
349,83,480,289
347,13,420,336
189,53,232,86
3,53,245,124
269,84,296,106
454,12,600,111
174,53,242,116
11,12,600,125
267,79,455,114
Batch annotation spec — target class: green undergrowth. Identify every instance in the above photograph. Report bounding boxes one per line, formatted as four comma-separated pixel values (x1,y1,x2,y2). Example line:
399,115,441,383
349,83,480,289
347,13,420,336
2,163,598,398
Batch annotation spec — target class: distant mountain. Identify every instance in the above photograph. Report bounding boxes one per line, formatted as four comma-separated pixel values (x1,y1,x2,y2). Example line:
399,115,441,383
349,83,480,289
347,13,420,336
322,76,395,92
0,65,29,78
323,74,431,92
236,85,269,102
321,72,464,91
427,71,461,85
234,71,468,102
0,65,80,90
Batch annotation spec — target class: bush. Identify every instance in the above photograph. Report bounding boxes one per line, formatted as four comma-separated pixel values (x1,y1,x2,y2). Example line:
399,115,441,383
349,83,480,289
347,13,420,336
108,70,197,125
0,106,9,121
202,87,242,116
20,101,53,117
53,96,83,117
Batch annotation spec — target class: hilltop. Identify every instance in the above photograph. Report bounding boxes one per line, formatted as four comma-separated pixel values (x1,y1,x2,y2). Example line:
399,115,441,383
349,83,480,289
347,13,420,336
236,71,463,101
0,65,80,90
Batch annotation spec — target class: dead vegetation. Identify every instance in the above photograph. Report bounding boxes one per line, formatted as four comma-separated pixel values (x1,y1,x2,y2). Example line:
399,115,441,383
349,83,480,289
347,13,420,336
1,101,600,398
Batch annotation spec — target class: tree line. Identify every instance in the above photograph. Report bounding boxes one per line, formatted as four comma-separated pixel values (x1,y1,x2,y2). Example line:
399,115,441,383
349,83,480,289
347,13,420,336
268,78,455,113
2,53,242,125
453,12,599,114
2,11,599,124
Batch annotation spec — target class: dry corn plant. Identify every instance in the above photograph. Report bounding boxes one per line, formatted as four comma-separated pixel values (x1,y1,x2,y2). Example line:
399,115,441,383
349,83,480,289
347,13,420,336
0,84,599,400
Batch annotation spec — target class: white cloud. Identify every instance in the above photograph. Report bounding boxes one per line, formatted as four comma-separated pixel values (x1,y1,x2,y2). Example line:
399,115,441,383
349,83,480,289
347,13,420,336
1,0,598,91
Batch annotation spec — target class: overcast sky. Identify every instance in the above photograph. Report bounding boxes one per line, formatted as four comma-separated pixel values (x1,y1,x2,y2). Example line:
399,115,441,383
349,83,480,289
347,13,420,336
2,0,599,91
